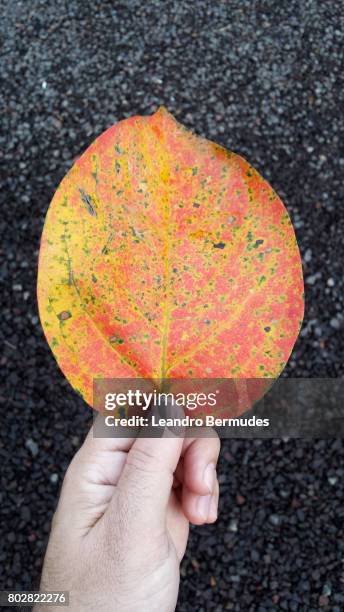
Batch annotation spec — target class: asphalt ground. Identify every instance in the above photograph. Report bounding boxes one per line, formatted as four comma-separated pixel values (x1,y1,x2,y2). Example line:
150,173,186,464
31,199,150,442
1,1,344,610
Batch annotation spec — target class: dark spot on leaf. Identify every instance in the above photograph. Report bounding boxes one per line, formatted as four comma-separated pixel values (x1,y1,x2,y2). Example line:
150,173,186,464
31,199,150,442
253,239,264,248
102,231,114,254
264,326,271,332
193,202,200,208
109,336,124,345
213,242,226,249
92,274,97,283
130,226,145,241
58,310,72,321
79,188,97,216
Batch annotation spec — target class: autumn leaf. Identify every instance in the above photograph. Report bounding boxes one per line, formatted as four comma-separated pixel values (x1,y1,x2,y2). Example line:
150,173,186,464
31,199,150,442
37,107,304,410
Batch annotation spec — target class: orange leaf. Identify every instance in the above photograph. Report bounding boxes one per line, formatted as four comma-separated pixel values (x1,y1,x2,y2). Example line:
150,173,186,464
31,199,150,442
37,107,304,409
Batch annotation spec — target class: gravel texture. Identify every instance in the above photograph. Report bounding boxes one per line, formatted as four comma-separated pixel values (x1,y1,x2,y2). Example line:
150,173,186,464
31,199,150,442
1,1,344,610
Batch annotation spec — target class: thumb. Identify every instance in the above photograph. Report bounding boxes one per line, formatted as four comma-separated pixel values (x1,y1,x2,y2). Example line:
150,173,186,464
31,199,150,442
115,427,184,525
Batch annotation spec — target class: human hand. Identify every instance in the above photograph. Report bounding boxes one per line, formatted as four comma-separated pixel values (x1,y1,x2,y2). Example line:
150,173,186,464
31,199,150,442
37,421,220,612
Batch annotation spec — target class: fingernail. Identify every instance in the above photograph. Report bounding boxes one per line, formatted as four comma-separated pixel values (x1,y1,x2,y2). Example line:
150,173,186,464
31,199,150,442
197,494,212,521
203,463,216,493
208,494,218,522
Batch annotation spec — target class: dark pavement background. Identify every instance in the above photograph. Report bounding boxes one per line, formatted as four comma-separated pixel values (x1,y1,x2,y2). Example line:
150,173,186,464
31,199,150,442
1,1,344,610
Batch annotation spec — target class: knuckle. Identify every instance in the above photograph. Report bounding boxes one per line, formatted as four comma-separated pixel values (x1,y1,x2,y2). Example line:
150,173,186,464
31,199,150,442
125,445,158,474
